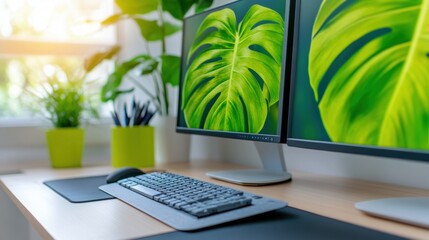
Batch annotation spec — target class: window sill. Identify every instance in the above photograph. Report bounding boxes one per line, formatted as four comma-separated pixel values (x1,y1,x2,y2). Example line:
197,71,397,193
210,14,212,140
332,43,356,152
0,145,111,172
0,118,113,148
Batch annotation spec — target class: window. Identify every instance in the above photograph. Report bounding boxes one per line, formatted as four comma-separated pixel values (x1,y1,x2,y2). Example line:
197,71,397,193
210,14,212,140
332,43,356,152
0,0,115,42
0,0,116,121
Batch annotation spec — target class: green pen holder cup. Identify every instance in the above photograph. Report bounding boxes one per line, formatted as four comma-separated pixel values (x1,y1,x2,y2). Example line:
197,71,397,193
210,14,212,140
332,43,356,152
46,128,84,168
111,126,155,168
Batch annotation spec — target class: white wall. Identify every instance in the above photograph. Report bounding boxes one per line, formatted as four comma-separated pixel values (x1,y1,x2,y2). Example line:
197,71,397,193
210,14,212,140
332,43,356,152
203,139,429,190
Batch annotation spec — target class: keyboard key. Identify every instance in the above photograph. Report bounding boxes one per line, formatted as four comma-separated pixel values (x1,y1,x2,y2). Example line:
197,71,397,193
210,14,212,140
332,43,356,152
130,185,161,199
174,202,188,209
191,207,215,217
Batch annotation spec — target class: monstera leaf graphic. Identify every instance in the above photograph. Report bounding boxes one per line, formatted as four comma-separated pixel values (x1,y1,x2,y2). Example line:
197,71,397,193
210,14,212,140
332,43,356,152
309,0,429,149
182,5,284,132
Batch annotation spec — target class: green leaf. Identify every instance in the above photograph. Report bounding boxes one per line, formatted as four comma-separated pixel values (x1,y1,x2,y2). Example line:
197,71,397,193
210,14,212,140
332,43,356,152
195,0,214,13
160,55,180,86
115,0,159,15
101,14,124,26
162,0,194,20
123,54,151,69
162,0,213,20
309,0,429,149
84,46,120,72
182,5,284,133
140,58,159,75
100,71,134,102
100,55,151,102
133,18,181,41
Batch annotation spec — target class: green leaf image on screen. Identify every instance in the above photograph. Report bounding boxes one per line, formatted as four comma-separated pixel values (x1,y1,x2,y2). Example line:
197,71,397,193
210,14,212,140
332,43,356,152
309,0,429,150
181,5,284,133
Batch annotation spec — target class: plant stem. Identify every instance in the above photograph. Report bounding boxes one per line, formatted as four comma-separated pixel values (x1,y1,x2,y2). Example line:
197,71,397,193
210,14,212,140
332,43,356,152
157,2,168,115
152,72,166,115
162,81,169,115
145,41,152,56
156,70,169,115
158,2,166,54
128,74,161,112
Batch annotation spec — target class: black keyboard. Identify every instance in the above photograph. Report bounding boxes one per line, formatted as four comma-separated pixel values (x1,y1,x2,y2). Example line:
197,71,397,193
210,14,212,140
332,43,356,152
118,172,252,217
100,172,287,231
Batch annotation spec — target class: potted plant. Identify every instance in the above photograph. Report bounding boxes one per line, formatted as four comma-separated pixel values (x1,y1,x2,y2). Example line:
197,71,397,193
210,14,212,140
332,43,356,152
36,71,96,168
95,0,214,163
110,98,157,168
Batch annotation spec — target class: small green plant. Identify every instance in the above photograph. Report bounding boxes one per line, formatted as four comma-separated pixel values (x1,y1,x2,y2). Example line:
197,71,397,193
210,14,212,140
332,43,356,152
37,73,98,128
34,47,119,128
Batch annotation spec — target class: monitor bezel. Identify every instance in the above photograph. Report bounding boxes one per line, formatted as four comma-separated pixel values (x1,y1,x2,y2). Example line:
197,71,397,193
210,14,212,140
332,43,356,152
286,0,429,162
176,0,296,144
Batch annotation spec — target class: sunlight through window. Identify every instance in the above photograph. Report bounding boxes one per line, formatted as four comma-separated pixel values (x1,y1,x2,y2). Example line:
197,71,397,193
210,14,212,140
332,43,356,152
0,0,115,119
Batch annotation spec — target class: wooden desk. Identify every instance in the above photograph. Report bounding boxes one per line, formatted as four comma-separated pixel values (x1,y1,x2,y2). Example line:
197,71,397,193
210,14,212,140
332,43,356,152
1,162,428,240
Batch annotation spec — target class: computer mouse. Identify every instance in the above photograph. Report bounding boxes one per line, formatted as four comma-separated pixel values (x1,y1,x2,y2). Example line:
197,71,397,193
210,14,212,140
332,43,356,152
106,167,145,184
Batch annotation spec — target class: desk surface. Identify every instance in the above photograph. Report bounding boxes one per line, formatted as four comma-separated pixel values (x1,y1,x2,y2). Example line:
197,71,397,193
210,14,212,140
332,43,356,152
1,162,429,240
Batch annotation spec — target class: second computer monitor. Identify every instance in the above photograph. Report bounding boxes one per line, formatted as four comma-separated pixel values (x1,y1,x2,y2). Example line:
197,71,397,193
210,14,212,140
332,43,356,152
288,0,429,161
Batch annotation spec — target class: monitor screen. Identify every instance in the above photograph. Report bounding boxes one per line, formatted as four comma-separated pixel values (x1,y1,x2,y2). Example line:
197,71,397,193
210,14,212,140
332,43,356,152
177,0,292,143
288,0,429,161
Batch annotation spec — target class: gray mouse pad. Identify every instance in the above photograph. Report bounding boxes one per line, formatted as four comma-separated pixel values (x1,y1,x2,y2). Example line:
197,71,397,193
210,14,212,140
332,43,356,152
44,175,114,203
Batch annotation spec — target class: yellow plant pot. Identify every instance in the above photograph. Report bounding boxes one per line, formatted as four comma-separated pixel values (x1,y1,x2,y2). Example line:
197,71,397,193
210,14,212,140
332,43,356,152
111,126,155,168
46,128,84,168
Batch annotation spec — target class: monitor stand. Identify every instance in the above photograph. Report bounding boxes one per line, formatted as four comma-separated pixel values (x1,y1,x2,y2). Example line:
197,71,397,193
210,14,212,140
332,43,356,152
355,197,429,228
206,142,292,186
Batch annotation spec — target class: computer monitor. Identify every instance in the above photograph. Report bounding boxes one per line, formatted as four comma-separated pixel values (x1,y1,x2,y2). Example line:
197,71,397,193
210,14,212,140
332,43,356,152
177,0,294,185
288,0,429,228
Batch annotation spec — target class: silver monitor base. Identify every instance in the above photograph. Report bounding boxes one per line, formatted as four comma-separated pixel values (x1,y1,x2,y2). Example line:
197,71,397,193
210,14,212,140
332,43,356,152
355,197,429,228
207,142,291,186
207,169,291,186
